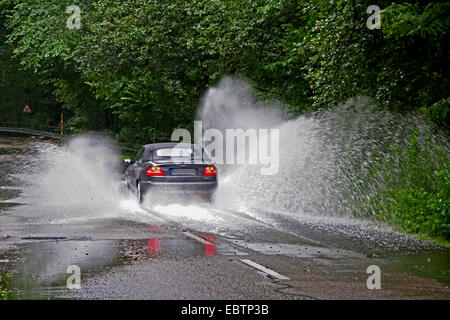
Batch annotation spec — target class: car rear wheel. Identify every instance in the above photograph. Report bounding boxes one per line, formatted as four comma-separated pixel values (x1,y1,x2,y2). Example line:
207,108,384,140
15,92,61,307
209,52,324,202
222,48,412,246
137,181,143,204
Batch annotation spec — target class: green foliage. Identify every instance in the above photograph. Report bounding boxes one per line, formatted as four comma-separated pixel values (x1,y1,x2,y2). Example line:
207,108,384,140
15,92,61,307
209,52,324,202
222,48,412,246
382,2,450,39
0,273,12,300
1,0,449,144
295,0,449,120
382,172,449,239
0,0,63,128
366,129,450,240
421,97,450,129
5,0,312,145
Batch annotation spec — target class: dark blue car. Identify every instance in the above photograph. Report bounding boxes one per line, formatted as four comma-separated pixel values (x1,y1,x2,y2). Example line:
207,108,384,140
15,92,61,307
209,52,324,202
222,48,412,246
123,143,218,203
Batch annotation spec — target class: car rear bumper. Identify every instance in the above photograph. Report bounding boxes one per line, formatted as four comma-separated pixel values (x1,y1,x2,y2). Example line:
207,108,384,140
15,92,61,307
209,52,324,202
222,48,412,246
139,181,218,195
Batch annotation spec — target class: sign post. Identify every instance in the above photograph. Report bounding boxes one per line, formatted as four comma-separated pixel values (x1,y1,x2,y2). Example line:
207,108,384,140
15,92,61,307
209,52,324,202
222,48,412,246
61,113,64,136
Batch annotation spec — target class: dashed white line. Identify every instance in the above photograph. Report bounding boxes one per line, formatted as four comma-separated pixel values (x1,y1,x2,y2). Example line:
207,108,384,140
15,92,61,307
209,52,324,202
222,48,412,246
182,231,214,245
240,259,290,280
182,232,289,280
0,186,23,190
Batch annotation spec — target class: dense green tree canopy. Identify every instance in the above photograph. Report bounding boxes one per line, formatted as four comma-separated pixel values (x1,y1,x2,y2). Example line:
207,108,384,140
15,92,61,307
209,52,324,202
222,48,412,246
1,0,448,145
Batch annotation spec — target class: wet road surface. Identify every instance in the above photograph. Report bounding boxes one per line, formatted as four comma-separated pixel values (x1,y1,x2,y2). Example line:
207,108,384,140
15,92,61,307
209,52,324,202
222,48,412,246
0,135,449,300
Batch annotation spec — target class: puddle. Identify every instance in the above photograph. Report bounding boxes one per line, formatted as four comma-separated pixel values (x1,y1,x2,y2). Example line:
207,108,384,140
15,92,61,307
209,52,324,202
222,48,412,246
228,240,361,260
121,236,249,261
0,235,248,299
389,253,450,285
122,238,208,261
228,240,450,285
0,240,124,299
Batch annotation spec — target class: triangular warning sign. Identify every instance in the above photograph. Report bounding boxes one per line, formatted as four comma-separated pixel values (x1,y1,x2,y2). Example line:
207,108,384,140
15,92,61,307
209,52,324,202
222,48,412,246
22,103,32,114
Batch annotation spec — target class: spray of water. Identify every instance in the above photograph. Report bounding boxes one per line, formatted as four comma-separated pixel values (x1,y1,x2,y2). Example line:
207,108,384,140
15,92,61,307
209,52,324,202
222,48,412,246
11,77,447,231
200,77,449,221
38,136,120,205
16,135,147,223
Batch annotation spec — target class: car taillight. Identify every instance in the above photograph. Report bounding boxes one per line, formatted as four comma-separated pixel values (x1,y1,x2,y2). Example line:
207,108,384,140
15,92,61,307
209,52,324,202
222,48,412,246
146,166,164,176
203,166,217,176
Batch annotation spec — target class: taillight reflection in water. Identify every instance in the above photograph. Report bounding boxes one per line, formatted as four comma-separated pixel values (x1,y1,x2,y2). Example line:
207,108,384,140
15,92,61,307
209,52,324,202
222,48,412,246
147,238,161,258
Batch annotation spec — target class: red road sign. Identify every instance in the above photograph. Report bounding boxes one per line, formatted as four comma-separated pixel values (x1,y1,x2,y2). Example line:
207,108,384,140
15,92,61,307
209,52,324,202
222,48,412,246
22,103,32,114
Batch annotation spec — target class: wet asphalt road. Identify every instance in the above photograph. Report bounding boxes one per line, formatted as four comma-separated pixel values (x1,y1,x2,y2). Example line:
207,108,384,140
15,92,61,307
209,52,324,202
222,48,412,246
0,135,449,300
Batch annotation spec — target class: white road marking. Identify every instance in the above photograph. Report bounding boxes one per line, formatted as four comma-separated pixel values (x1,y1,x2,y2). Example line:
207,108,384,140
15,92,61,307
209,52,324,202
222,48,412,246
182,231,214,245
240,259,290,280
0,186,24,190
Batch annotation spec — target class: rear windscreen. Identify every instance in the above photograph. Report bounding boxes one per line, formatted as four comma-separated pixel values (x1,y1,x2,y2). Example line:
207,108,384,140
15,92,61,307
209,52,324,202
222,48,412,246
156,148,193,157
154,147,204,159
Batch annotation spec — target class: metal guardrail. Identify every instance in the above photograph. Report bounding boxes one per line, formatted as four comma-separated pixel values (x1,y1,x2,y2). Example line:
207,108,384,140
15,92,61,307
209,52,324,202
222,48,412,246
0,126,66,140
0,123,135,152
0,121,68,134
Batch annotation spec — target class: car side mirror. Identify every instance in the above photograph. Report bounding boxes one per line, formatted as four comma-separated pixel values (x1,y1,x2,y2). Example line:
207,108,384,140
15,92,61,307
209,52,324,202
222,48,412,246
123,159,134,164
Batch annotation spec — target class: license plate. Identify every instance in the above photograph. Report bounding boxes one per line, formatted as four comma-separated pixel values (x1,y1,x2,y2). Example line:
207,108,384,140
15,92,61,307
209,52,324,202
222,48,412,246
171,168,196,175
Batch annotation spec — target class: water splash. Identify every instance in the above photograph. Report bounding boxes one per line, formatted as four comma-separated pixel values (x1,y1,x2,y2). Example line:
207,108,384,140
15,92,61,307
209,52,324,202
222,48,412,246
7,78,447,229
32,135,120,205
200,77,449,220
15,135,132,221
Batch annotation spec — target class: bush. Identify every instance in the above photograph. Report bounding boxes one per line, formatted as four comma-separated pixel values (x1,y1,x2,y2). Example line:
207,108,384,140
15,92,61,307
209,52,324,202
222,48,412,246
366,128,450,241
382,172,449,239
421,97,450,129
0,274,12,300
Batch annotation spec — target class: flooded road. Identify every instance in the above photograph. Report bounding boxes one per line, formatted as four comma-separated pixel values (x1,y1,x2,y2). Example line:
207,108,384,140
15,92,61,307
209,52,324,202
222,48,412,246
0,134,449,299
